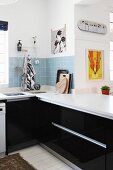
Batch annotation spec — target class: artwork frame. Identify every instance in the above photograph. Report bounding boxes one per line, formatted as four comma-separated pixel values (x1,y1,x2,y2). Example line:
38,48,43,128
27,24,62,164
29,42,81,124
86,49,104,80
51,25,66,54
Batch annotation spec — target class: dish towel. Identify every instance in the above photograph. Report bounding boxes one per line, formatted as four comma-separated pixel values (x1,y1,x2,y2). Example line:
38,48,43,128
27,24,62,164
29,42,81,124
21,55,36,91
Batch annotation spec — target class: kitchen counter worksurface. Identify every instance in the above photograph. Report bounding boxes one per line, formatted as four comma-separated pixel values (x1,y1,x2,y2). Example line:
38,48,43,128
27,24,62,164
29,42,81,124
1,91,113,120
36,93,113,120
0,92,35,100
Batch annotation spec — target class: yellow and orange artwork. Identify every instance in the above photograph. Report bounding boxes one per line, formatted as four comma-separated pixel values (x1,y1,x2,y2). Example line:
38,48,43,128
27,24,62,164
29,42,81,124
87,50,103,80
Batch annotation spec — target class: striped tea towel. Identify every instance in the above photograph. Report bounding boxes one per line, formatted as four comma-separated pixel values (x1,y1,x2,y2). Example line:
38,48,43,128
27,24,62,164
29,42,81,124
21,55,36,91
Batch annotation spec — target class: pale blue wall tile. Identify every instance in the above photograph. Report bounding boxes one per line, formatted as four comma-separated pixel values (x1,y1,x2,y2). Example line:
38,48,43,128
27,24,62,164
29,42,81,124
46,56,74,88
8,56,74,89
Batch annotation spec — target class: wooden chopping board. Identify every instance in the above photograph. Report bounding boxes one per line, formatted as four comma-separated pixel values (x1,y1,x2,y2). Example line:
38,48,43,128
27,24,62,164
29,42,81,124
59,73,70,94
56,77,68,93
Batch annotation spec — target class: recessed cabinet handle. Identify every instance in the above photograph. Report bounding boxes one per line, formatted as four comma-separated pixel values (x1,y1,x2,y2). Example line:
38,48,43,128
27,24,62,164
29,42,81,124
52,122,107,149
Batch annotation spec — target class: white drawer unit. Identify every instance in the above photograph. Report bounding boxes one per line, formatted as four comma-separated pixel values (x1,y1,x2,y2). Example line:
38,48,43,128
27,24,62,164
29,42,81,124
0,102,6,157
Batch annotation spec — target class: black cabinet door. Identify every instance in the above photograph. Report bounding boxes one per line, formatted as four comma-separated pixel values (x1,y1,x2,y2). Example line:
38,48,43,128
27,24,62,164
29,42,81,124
6,97,37,153
83,115,113,170
46,123,106,170
36,100,61,143
104,118,113,170
37,101,106,170
54,106,106,143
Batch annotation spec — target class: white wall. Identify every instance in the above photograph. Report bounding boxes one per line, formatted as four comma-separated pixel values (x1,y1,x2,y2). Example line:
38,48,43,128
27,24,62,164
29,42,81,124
1,0,112,91
0,0,47,58
46,0,75,57
0,0,75,58
74,2,113,92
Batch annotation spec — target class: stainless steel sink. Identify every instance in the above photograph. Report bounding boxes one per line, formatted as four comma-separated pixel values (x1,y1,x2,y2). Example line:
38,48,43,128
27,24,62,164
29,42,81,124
4,93,25,96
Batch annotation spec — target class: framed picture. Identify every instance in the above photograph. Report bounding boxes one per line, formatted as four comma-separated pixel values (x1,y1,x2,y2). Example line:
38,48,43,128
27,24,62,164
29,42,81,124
51,25,66,54
86,49,104,80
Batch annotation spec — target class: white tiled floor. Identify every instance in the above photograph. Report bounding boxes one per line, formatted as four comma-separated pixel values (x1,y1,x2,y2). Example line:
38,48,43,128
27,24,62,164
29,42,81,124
17,145,73,170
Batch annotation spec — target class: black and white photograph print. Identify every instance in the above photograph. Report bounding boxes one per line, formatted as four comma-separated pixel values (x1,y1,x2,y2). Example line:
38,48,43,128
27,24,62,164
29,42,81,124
51,25,66,54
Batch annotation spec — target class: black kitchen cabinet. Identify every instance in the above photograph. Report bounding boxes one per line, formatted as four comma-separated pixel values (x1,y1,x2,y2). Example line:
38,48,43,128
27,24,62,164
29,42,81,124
36,100,61,143
47,128,106,170
6,97,38,153
5,96,113,169
104,119,113,170
36,100,106,170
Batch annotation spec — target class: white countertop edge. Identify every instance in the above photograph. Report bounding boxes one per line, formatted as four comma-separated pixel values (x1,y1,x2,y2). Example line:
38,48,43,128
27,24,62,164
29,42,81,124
0,93,35,100
37,96,113,121
1,91,113,120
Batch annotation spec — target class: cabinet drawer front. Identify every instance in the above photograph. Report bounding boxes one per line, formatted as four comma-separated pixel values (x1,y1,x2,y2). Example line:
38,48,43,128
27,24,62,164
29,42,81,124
52,122,106,149
39,101,113,170
53,105,108,145
46,122,106,170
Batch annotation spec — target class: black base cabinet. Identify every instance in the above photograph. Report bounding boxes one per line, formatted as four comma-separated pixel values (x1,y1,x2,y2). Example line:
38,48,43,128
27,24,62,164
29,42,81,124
6,97,38,154
6,97,113,170
46,130,106,170
37,100,113,170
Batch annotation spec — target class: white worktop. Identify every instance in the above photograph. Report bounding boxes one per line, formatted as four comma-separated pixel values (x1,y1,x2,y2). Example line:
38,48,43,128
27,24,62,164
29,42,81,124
1,90,113,120
0,92,35,100
36,93,113,120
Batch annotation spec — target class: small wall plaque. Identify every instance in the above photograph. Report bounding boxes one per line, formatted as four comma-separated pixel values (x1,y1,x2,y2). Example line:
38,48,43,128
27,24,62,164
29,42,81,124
77,20,107,34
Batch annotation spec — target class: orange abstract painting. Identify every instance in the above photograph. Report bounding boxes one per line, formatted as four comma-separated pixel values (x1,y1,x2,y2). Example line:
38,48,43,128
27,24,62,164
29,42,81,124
87,50,103,80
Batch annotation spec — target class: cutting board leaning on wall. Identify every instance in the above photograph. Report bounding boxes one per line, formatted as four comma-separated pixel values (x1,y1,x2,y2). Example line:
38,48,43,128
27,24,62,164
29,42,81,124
56,73,71,94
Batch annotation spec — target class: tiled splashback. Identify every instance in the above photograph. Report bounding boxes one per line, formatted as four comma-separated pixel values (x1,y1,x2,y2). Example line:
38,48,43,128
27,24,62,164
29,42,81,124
9,56,74,88
9,57,47,87
46,56,74,88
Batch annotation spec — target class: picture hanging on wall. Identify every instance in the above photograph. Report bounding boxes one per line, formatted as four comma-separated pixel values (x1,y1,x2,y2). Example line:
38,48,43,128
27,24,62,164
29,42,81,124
78,20,107,34
51,25,66,54
86,49,104,80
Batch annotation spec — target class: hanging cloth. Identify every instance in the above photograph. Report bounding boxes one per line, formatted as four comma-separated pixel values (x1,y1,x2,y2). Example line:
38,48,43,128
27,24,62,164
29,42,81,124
21,55,36,91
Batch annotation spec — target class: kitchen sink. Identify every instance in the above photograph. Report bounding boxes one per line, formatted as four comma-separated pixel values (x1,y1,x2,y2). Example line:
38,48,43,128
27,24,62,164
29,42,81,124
4,93,25,96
